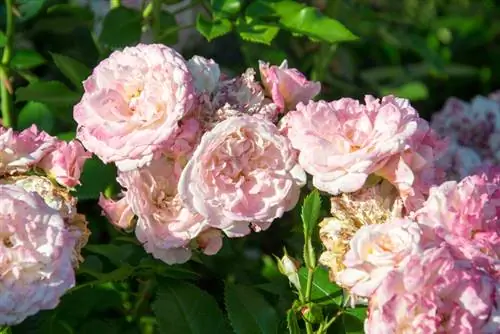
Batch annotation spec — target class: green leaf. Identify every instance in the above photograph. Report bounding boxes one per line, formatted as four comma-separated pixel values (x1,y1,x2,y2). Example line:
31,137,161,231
286,309,300,334
50,53,91,91
380,81,429,101
211,0,242,18
18,0,47,21
16,81,80,108
84,244,139,267
246,0,357,43
298,267,342,305
236,17,279,45
11,50,46,70
155,11,179,45
56,132,76,141
225,283,278,334
74,157,117,200
17,102,54,133
100,7,142,48
153,280,227,334
338,307,367,334
196,14,232,41
301,189,321,237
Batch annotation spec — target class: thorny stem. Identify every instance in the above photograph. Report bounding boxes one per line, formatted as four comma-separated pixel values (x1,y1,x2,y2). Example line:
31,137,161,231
304,268,315,334
1,0,14,127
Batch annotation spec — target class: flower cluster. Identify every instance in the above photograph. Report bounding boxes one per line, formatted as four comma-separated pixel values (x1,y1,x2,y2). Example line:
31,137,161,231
0,125,91,325
431,93,500,179
80,44,318,264
320,169,499,333
281,95,446,211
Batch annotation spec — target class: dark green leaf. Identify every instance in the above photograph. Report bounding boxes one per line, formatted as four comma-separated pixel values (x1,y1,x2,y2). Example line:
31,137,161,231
340,307,367,334
246,0,357,43
50,53,91,91
79,319,117,334
286,309,300,334
11,50,46,70
16,81,80,108
156,11,179,45
298,267,342,305
84,244,139,267
56,132,76,141
100,7,142,48
301,189,321,238
17,102,54,133
196,14,232,41
74,157,117,200
225,283,278,334
236,17,279,45
211,0,242,18
153,280,227,334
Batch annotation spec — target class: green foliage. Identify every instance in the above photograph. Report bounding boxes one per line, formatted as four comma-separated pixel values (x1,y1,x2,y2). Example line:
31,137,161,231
17,102,54,133
74,157,117,200
51,53,91,91
153,280,227,334
16,81,80,108
100,7,142,48
225,283,279,334
298,267,343,306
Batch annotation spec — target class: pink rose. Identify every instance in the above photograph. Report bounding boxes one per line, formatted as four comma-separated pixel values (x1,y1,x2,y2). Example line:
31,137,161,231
337,218,422,297
0,125,56,175
0,184,76,325
118,157,218,264
179,115,306,237
98,195,135,231
74,44,195,171
281,96,422,195
259,60,320,111
187,55,221,94
38,140,92,188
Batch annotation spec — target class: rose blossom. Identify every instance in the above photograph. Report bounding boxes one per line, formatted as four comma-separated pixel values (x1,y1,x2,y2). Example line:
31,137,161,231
115,157,221,264
98,196,135,230
187,55,221,94
281,96,423,195
0,184,76,325
74,43,195,171
259,60,321,111
179,115,306,237
38,140,92,188
0,125,56,175
336,218,422,297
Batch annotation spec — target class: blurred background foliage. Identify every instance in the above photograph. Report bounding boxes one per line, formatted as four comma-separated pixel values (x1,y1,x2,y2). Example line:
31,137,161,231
1,0,499,333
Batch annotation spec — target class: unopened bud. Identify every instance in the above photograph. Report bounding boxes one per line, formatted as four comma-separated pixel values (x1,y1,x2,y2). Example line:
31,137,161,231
276,249,301,291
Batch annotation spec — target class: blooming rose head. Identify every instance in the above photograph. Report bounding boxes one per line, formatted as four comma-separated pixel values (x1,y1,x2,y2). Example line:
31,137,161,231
281,96,422,195
259,60,321,111
319,182,403,280
336,218,422,298
0,184,76,325
37,140,92,188
187,55,221,94
74,43,195,171
0,125,56,176
98,195,135,231
179,115,306,237
117,157,220,264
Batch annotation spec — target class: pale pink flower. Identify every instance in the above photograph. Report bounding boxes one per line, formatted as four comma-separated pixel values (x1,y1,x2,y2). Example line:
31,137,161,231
179,115,306,237
98,195,135,231
74,44,195,171
0,125,57,175
0,184,76,325
195,228,223,256
336,218,422,297
281,96,422,195
38,140,92,188
187,55,221,94
259,60,320,111
118,157,217,264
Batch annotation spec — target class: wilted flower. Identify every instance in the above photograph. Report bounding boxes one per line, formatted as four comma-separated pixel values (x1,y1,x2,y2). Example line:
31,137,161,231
179,115,306,237
0,185,77,325
259,60,321,111
74,43,196,171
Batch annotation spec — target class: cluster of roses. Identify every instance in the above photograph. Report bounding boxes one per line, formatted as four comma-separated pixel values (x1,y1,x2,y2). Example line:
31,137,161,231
313,99,500,331
431,92,500,180
74,44,320,264
0,125,90,324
